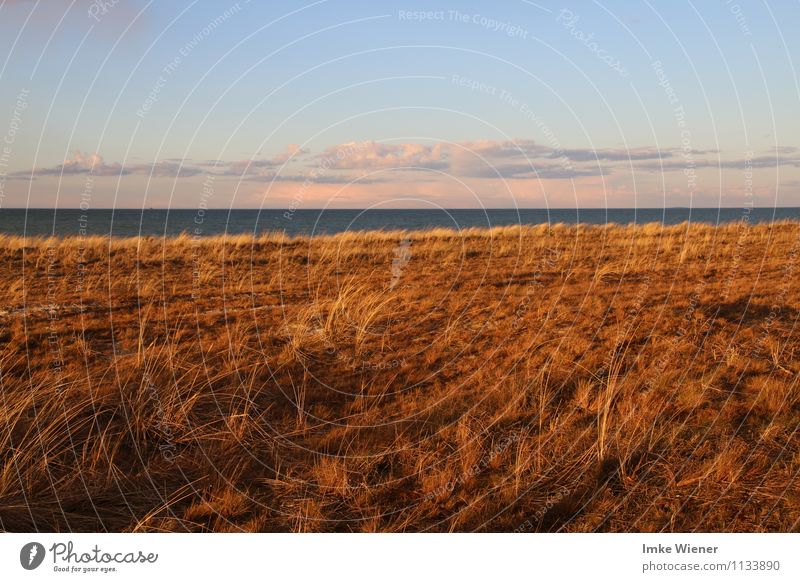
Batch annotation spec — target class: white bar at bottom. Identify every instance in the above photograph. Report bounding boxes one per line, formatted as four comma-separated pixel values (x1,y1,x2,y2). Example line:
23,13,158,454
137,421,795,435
0,533,796,581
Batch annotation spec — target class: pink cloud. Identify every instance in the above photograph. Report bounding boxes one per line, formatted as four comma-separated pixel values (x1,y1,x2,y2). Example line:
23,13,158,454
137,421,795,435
315,140,448,170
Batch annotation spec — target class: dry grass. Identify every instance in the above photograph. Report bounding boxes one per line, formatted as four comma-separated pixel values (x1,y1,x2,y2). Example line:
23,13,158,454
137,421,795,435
0,222,799,532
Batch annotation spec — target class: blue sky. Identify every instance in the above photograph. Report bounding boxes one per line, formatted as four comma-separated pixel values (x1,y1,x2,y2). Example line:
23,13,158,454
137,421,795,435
0,0,798,208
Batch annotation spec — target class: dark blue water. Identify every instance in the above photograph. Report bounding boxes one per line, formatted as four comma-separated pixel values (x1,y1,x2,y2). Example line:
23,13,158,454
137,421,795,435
0,208,798,237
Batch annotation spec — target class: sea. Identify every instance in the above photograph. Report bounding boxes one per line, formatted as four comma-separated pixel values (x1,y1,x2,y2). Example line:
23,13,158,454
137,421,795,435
1,208,798,238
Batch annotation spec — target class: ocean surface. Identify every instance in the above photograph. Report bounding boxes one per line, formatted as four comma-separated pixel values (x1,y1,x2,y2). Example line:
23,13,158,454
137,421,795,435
1,208,798,237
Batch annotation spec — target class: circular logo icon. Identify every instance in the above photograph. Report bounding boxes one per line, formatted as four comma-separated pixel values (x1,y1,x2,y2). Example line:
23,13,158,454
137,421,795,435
20,542,46,570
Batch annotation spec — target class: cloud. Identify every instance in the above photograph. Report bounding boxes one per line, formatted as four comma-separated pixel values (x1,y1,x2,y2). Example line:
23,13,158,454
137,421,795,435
212,144,309,176
16,151,204,179
518,165,606,179
24,151,126,177
749,155,800,168
635,153,800,172
454,139,551,159
305,139,690,180
555,147,669,162
239,172,386,184
309,139,593,180
141,160,204,178
442,139,611,180
450,160,604,180
314,140,449,170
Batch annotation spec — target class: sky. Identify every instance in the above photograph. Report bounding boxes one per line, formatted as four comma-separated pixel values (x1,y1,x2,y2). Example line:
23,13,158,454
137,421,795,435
0,0,798,209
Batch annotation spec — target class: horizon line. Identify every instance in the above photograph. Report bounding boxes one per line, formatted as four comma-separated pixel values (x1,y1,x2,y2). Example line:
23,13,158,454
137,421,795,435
4,206,800,211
